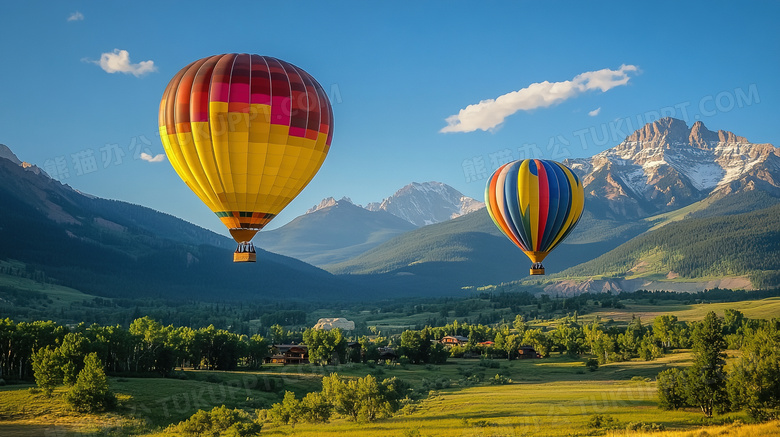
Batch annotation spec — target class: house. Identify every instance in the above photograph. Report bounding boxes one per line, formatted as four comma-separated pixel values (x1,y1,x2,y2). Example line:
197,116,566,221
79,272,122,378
517,345,540,359
266,344,309,365
440,335,469,346
378,347,398,361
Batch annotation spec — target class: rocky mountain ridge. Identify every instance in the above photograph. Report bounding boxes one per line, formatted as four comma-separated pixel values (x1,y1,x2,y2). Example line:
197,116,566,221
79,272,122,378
566,118,779,219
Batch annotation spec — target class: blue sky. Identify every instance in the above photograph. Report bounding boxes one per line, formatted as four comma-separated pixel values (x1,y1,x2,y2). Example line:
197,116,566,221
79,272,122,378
1,1,778,236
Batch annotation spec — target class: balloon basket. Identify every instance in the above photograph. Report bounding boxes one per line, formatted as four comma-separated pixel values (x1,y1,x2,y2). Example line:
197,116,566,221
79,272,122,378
234,252,256,263
530,267,545,275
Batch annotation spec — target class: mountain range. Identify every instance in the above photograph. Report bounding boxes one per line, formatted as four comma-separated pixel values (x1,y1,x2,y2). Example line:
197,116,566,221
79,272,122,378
0,145,360,301
310,118,780,294
256,182,483,265
1,117,779,302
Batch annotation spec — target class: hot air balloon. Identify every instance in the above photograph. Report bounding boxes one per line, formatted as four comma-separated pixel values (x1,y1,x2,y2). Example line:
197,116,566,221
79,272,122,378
159,54,333,262
485,159,584,275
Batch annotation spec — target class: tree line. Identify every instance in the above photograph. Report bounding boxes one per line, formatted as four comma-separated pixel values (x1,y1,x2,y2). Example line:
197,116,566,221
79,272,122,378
0,316,268,381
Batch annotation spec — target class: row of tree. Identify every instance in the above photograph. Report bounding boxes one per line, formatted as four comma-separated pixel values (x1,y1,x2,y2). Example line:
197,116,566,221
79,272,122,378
0,317,268,381
2,309,706,385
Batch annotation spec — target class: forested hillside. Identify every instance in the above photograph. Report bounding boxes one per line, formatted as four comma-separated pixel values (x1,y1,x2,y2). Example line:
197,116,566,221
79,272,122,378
560,202,780,287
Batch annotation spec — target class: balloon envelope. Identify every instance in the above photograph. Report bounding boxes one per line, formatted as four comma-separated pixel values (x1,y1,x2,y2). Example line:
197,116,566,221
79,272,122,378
484,159,584,273
159,54,333,247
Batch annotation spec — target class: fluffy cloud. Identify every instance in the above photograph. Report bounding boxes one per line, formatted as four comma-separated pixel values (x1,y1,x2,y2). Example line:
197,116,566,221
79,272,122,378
440,65,638,133
140,153,165,163
92,49,157,77
588,107,601,117
67,11,84,21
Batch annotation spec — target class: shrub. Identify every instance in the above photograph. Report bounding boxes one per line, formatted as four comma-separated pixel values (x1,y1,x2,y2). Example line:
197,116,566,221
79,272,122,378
626,421,666,431
478,358,501,368
587,414,619,429
177,406,261,436
489,374,512,385
631,376,651,383
585,358,599,372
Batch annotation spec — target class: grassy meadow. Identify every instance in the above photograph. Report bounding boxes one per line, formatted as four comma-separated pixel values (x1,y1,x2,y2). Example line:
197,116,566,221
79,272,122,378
2,350,775,436
2,289,779,436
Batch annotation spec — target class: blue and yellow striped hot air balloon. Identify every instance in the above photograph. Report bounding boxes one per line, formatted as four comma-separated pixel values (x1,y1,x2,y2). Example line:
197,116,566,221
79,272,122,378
485,159,584,275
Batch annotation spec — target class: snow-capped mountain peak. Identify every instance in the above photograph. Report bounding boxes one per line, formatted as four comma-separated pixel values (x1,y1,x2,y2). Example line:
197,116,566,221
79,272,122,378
309,182,484,227
306,196,354,214
365,181,484,227
568,118,779,219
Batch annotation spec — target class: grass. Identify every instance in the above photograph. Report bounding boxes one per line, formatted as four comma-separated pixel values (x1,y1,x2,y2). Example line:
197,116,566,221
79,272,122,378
2,292,779,436
0,353,773,437
0,384,144,435
608,421,780,437
644,197,716,232
0,261,94,308
581,297,780,324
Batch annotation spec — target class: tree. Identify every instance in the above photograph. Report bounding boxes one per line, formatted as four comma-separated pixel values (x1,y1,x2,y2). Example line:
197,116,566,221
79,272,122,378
32,346,62,396
65,353,116,413
358,336,380,363
428,342,449,364
399,330,430,364
497,333,522,360
268,391,304,426
321,373,360,421
353,374,390,422
512,315,527,336
727,321,780,420
657,368,688,410
303,328,347,366
323,373,399,422
639,337,664,361
246,334,268,369
269,324,288,345
129,316,165,373
522,328,551,358
551,322,584,356
686,311,729,417
300,391,332,423
723,309,745,335
58,332,89,385
653,315,679,349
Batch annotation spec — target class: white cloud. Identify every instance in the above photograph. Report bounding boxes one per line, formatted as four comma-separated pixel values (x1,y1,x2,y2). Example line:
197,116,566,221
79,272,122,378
91,49,157,77
440,64,639,133
140,153,165,163
67,11,84,21
588,107,601,117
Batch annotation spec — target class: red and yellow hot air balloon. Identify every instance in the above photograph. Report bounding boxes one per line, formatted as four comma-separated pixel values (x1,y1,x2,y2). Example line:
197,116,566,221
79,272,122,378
485,159,584,275
159,54,333,262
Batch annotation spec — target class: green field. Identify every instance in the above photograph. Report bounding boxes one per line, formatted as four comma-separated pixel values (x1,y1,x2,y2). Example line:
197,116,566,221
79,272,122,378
1,351,767,437
2,289,779,436
0,260,95,308
582,296,780,324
